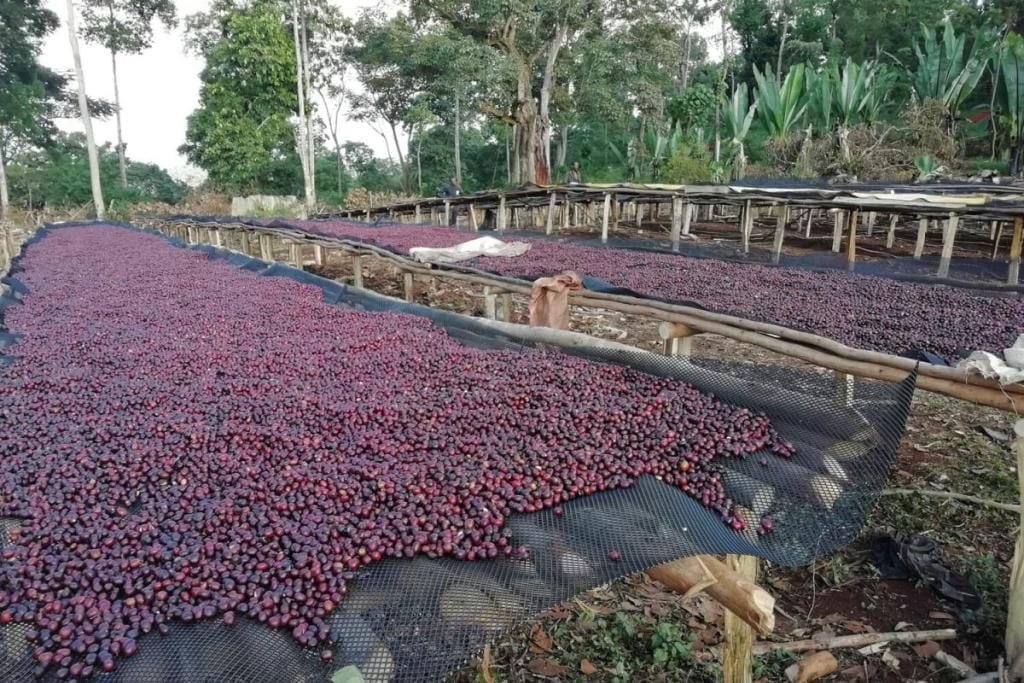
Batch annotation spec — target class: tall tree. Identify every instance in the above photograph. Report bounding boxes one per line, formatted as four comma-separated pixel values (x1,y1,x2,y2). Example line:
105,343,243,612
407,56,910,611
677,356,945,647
181,1,299,192
414,0,594,185
64,0,106,219
80,0,176,188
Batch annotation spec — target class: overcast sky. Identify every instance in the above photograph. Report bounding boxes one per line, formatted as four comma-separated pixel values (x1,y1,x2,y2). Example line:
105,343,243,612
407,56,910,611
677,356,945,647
41,0,393,184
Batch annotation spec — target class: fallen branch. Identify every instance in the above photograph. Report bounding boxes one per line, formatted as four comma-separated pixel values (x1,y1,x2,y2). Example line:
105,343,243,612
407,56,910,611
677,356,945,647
882,488,1021,513
753,628,956,655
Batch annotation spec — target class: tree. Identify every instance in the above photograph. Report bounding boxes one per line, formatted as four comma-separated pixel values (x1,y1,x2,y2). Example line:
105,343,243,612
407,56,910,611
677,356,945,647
181,1,299,192
64,0,106,219
80,0,177,188
414,0,594,185
1000,33,1024,174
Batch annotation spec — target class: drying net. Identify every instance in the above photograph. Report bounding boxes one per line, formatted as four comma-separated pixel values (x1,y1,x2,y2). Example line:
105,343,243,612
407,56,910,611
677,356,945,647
0,223,915,683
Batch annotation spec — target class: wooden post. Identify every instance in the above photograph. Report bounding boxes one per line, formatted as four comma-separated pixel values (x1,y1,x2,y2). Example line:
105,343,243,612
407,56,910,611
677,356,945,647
1009,217,1023,286
364,208,371,221
212,228,223,248
497,195,507,231
993,222,1004,260
601,192,612,243
430,206,438,224
546,191,556,235
259,234,273,261
804,208,814,238
443,200,451,227
740,200,752,254
469,204,479,231
722,555,758,683
683,203,694,236
831,211,843,253
563,198,571,230
771,206,788,264
835,370,854,406
1007,420,1024,677
414,204,421,223
403,271,414,302
313,244,324,266
289,243,302,268
670,196,683,252
914,217,928,259
846,209,858,270
351,254,363,288
660,322,696,359
886,215,897,249
865,210,877,237
937,212,958,279
483,286,497,319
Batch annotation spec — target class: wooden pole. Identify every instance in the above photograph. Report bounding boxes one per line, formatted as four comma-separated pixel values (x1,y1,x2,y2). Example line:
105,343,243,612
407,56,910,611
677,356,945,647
722,554,758,683
804,208,814,238
414,204,421,223
914,217,927,259
831,211,843,253
1009,217,1023,286
469,205,479,231
444,200,451,227
846,209,858,270
937,212,958,279
259,234,273,261
497,194,507,231
483,286,497,319
601,192,612,243
352,254,363,288
670,196,683,252
563,197,571,230
741,200,752,254
660,321,697,358
313,244,324,266
546,191,556,235
1007,419,1024,678
886,214,897,249
403,271,414,302
289,242,302,268
683,203,694,236
865,210,877,237
993,222,1004,260
771,205,788,264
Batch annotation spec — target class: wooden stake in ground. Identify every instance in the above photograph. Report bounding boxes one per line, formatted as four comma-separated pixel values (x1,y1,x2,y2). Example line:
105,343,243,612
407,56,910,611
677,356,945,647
1008,217,1023,286
723,554,759,683
1007,419,1024,678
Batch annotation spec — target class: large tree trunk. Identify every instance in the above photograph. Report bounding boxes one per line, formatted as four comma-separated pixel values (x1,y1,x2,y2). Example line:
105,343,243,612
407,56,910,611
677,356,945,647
291,0,313,213
66,0,105,219
454,93,462,186
538,24,567,185
110,49,128,188
0,139,9,220
300,1,316,206
390,121,410,194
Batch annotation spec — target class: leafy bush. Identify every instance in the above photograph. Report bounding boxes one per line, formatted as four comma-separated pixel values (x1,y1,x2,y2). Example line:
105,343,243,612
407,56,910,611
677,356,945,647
663,143,714,184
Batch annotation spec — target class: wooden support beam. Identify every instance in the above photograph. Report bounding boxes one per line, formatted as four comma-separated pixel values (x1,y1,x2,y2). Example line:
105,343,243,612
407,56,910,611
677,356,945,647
444,200,451,227
771,206,788,264
497,194,507,231
414,204,421,223
670,196,683,252
403,271,414,302
352,254,363,288
993,222,1004,260
430,206,438,224
259,234,273,261
683,203,694,236
469,204,479,231
886,214,897,249
804,208,814,238
1007,420,1024,677
546,191,556,235
364,208,371,222
846,209,858,270
601,192,612,243
313,244,324,266
290,243,302,268
831,211,843,253
563,198,571,230
1009,217,1023,286
937,212,958,279
914,217,928,259
740,200,752,254
865,210,877,237
660,321,698,358
723,555,759,683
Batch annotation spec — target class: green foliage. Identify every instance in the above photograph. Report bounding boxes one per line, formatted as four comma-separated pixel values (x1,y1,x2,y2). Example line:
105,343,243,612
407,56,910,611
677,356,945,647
7,134,185,207
753,63,808,138
180,0,299,192
911,19,989,118
963,553,1008,642
1000,33,1024,173
668,85,716,136
649,623,692,668
753,649,797,679
80,0,177,56
663,143,714,184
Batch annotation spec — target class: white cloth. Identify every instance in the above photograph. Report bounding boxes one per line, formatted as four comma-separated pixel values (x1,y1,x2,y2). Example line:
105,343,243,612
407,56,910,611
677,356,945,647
957,333,1024,385
409,236,531,265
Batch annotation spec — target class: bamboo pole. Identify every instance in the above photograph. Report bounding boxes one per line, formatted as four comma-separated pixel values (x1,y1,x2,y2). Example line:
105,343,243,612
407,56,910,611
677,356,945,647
741,200,752,254
1007,420,1024,677
601,192,612,243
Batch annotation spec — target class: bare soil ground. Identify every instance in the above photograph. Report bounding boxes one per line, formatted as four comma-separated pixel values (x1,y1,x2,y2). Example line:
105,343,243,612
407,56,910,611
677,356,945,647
301,244,1017,683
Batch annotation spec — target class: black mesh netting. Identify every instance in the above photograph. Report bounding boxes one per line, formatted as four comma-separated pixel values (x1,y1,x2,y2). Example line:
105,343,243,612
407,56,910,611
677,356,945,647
0,223,916,682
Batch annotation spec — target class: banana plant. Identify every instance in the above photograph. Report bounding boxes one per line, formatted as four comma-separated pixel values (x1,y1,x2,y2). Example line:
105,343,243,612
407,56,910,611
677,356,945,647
1001,33,1024,175
753,63,807,139
723,84,757,179
911,19,989,120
